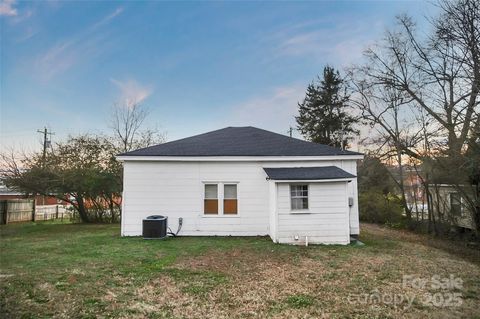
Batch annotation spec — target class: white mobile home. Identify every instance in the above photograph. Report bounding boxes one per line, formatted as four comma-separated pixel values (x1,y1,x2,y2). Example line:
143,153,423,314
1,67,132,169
117,127,363,244
429,184,476,230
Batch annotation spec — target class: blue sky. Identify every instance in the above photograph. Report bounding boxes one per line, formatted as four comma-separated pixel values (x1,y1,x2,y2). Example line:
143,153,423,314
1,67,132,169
0,0,436,152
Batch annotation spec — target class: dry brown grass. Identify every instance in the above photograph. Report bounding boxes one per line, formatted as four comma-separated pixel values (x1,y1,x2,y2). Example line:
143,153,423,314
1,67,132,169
105,225,480,318
1,222,479,318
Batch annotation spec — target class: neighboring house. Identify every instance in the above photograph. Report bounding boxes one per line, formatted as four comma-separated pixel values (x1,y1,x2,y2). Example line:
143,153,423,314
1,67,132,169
404,167,427,213
429,184,476,230
117,126,363,245
0,178,66,206
0,185,64,206
0,185,57,205
386,165,428,215
0,184,24,200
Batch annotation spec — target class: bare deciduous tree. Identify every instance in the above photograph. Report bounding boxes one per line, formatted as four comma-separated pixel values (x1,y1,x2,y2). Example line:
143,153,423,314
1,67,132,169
109,101,165,153
351,0,479,157
349,0,479,232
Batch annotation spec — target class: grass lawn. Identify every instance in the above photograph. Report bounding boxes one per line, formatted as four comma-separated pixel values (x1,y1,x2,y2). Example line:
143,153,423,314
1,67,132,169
1,222,479,318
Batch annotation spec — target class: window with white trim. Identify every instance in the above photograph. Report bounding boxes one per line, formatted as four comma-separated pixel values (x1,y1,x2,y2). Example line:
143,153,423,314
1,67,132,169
290,184,308,210
203,183,238,215
223,184,238,214
204,184,218,214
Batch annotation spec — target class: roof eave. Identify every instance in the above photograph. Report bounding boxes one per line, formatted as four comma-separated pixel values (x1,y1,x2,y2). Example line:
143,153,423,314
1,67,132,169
267,178,354,183
116,154,364,162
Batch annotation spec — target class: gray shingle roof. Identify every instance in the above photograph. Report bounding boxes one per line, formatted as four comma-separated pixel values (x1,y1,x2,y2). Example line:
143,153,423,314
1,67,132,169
119,126,362,157
263,166,356,180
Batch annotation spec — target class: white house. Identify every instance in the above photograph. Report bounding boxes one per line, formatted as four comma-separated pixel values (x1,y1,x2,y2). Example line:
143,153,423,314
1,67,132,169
117,126,363,245
429,184,476,230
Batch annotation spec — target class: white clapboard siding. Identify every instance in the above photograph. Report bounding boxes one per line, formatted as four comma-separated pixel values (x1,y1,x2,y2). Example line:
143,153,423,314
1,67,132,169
122,161,270,236
275,182,350,244
261,160,359,235
121,159,359,243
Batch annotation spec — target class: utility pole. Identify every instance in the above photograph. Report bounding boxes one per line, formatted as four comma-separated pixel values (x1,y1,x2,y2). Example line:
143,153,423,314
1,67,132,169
37,127,54,168
288,127,293,137
340,122,345,151
36,127,54,207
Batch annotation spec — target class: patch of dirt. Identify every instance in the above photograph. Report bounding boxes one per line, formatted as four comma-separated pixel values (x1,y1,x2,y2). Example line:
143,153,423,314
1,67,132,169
2,224,479,318
120,228,480,319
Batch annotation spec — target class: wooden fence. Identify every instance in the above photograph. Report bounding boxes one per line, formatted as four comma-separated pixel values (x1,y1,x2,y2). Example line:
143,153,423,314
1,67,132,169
35,205,71,221
0,199,34,224
0,200,72,224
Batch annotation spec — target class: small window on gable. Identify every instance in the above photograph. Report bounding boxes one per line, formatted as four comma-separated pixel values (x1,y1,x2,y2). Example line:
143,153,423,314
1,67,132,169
224,184,238,215
204,184,218,214
450,193,462,216
290,184,308,210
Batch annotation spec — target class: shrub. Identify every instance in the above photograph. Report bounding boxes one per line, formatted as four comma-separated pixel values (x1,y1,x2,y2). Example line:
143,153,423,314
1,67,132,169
359,191,403,225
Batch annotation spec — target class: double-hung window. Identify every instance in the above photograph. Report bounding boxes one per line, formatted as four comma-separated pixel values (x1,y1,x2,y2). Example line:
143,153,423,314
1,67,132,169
204,184,218,214
203,183,238,215
223,184,238,214
290,184,308,210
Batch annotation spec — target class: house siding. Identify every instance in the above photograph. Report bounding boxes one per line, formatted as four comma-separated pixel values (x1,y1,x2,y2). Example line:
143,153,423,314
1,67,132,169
121,159,359,242
275,182,350,244
430,185,475,229
260,160,359,236
122,161,270,236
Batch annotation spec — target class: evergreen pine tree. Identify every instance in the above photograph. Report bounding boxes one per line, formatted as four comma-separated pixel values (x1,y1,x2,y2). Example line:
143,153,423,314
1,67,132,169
296,66,358,148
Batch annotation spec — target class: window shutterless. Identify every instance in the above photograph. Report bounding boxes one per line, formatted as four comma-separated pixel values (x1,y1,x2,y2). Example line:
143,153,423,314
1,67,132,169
223,184,237,215
204,184,218,214
203,183,238,215
290,184,308,210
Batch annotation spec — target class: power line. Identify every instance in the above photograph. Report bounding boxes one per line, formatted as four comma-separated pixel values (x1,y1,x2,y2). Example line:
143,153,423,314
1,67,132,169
36,127,55,167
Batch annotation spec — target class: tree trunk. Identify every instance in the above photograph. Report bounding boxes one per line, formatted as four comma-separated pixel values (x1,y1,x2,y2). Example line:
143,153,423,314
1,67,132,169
474,182,480,235
109,194,115,223
393,107,412,223
426,183,432,234
75,196,90,223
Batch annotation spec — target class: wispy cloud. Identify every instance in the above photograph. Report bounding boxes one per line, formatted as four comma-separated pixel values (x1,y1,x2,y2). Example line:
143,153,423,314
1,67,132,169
10,7,34,24
262,17,381,67
0,0,17,16
35,40,77,79
277,29,372,65
91,6,123,29
34,7,124,81
0,0,37,39
225,85,305,135
111,78,153,107
16,26,39,42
